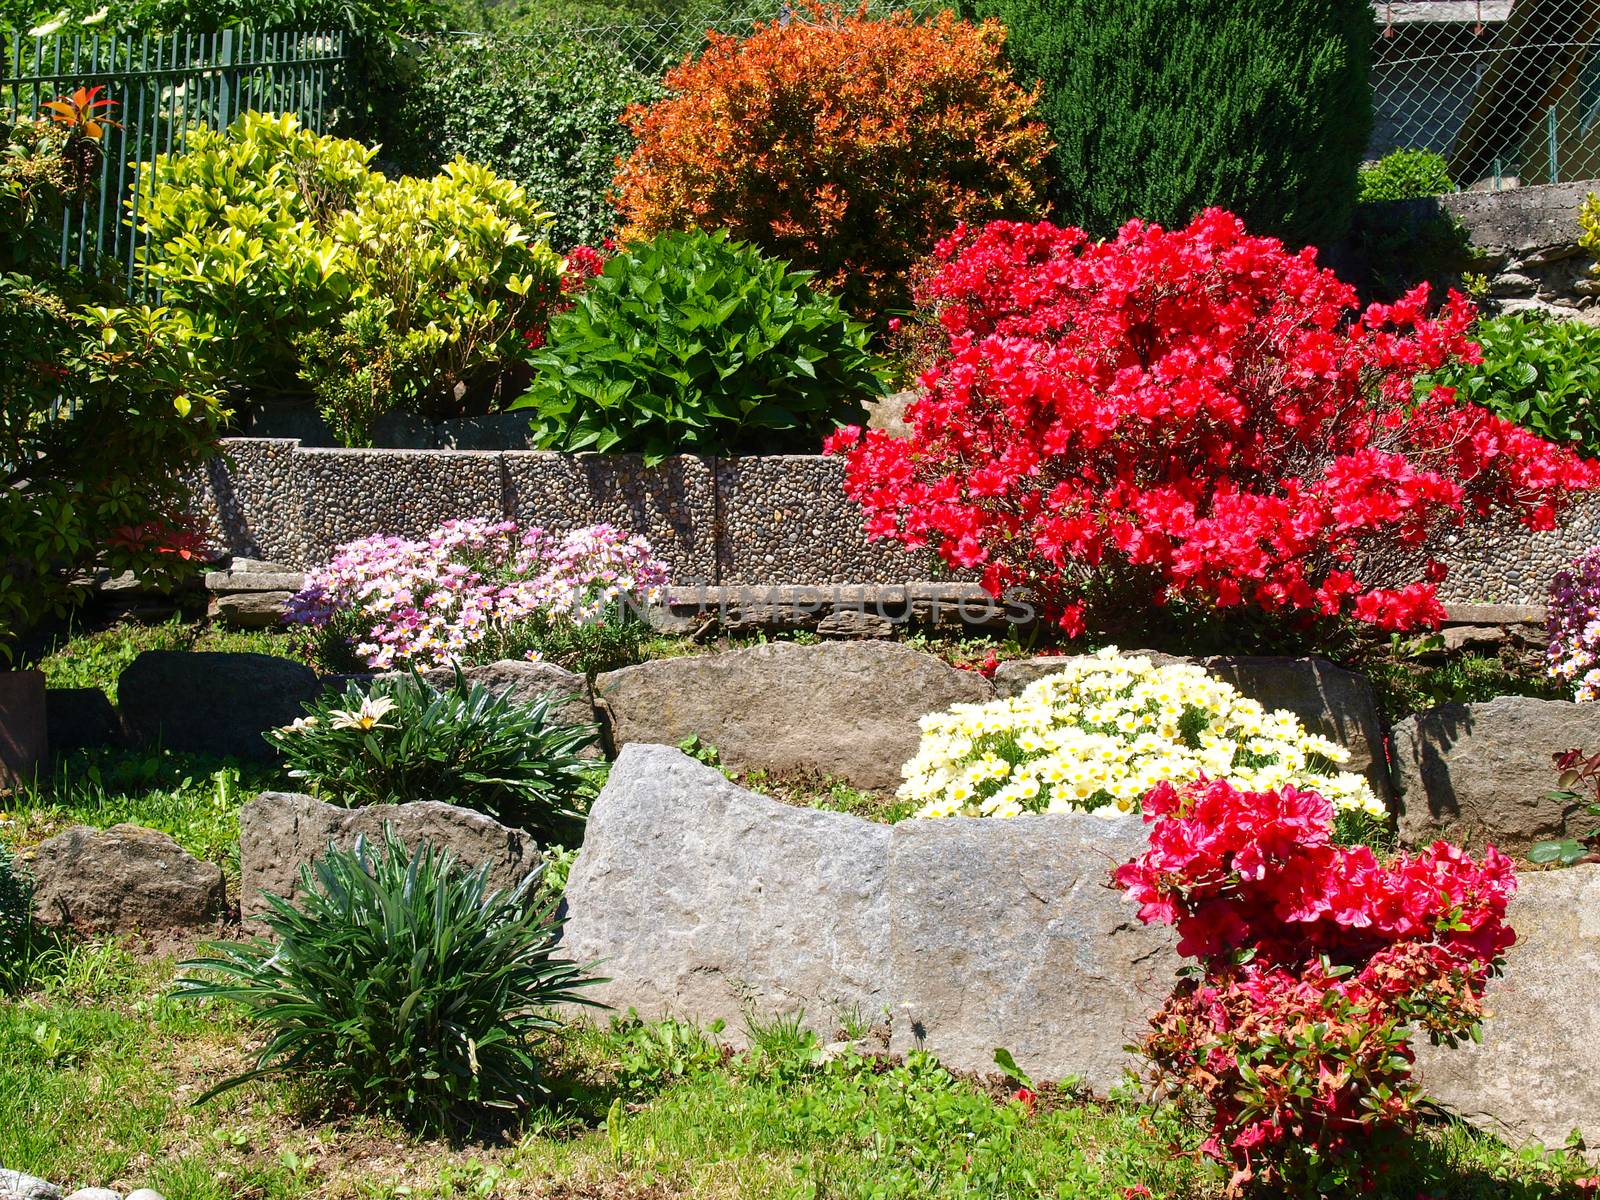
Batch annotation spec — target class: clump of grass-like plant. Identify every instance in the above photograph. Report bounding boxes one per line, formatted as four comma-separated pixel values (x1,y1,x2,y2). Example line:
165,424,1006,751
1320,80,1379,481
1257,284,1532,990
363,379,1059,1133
175,829,600,1134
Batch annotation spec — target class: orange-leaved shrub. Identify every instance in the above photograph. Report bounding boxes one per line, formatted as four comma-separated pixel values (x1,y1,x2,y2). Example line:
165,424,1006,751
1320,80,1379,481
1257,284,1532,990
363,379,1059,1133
611,2,1051,321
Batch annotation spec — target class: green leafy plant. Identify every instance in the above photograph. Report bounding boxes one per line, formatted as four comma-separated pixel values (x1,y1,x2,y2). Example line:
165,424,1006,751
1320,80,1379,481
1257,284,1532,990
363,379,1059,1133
956,0,1372,247
1422,313,1600,455
135,112,564,439
264,671,600,842
1358,148,1455,202
0,843,52,994
1529,748,1600,866
384,32,661,248
1,111,223,661
175,829,600,1133
515,229,888,460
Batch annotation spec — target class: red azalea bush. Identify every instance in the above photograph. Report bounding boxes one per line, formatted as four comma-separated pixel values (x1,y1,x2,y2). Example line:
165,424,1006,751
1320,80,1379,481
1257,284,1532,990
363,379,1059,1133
1113,776,1516,1193
828,209,1599,637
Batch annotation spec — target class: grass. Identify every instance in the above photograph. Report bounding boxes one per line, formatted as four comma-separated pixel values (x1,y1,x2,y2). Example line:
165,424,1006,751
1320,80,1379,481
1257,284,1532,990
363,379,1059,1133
1,748,277,876
0,942,1593,1200
40,617,300,699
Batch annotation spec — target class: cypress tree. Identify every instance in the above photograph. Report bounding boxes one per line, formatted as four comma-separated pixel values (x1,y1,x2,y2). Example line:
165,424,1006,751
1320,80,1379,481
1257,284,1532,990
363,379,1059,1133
957,0,1373,248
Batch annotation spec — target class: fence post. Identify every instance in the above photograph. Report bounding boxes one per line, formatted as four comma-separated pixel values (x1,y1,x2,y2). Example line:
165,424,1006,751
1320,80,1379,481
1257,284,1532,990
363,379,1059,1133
216,27,234,130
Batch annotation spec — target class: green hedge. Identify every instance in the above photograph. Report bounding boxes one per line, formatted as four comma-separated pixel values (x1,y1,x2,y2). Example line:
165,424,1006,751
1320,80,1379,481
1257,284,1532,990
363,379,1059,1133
383,32,662,248
955,0,1373,247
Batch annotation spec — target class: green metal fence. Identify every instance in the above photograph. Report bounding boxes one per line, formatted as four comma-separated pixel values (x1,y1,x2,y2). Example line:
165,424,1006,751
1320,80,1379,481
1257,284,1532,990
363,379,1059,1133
2,28,347,285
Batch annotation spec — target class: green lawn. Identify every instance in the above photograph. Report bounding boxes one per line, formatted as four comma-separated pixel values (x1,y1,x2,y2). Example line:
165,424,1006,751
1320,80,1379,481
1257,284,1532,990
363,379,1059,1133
0,943,1593,1200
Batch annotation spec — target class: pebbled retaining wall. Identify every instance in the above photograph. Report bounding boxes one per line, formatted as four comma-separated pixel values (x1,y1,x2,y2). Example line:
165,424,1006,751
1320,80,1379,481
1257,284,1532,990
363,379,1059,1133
187,437,1594,600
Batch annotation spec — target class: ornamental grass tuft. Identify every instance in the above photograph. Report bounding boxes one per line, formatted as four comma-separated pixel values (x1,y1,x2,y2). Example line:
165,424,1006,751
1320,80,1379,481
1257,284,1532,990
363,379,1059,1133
175,829,600,1134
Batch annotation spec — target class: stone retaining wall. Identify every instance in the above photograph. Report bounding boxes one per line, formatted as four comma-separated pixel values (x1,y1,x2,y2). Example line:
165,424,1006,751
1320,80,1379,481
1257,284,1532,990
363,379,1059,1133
188,438,1598,601
187,439,938,586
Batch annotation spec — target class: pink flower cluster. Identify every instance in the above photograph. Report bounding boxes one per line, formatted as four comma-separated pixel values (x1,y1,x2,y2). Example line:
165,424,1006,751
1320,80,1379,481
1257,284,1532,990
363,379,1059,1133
286,518,669,670
1547,546,1600,701
1113,777,1516,1191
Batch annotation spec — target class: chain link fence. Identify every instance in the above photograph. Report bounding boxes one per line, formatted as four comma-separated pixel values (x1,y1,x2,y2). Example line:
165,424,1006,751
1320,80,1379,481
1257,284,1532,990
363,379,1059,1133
1372,0,1600,189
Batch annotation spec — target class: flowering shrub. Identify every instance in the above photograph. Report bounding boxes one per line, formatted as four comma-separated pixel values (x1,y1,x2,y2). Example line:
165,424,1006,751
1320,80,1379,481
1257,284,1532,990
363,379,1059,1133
1114,776,1516,1193
829,210,1599,639
1548,546,1600,701
612,2,1051,320
900,649,1383,826
287,518,668,674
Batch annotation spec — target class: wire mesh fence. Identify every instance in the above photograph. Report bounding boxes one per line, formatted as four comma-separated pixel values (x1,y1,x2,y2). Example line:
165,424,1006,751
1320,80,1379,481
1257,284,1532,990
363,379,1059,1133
2,28,347,282
1371,0,1600,189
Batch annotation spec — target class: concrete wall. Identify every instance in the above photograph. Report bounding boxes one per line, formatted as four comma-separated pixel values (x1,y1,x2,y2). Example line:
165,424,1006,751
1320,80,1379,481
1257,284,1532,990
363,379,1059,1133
188,438,1597,603
186,439,942,586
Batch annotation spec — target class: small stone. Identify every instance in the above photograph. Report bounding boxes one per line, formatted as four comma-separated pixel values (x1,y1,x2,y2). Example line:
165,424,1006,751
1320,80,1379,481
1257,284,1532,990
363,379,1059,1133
815,609,894,639
212,591,293,629
65,1188,121,1200
125,1191,165,1200
29,824,226,938
0,1169,61,1200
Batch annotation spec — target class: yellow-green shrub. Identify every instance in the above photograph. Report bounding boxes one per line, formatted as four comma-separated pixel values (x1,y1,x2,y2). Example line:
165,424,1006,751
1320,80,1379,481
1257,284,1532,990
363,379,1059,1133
136,112,563,442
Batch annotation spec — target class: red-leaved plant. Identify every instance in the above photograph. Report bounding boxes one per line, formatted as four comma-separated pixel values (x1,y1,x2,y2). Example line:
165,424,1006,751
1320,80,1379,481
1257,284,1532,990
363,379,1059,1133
1113,776,1516,1194
827,210,1599,638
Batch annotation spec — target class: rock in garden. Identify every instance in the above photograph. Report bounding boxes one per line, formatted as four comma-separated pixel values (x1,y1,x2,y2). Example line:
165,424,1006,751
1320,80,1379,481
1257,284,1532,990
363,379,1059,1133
0,1169,61,1200
1200,656,1391,801
64,1189,121,1200
211,590,294,629
561,744,891,1039
28,824,225,938
45,687,121,753
1413,864,1600,1154
1392,696,1600,852
118,651,319,760
237,792,540,927
412,659,596,733
593,641,993,790
123,1191,164,1200
887,812,1179,1095
814,609,895,639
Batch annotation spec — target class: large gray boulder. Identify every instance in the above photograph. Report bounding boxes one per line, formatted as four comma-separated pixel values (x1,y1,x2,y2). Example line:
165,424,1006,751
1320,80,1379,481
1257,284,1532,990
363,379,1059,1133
28,824,225,938
593,641,993,790
1202,657,1391,801
888,813,1178,1094
561,745,1180,1087
118,651,319,760
1414,865,1600,1153
561,744,891,1038
991,652,1194,698
237,792,540,926
1392,696,1600,851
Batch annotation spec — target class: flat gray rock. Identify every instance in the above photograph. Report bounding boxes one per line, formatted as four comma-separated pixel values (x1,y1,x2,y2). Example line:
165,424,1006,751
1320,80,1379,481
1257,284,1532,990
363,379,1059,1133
411,659,596,735
561,745,891,1040
887,813,1178,1094
1392,696,1600,851
237,792,539,927
213,590,293,629
118,651,318,760
1414,865,1600,1153
991,652,1195,698
593,641,993,790
0,1168,60,1200
29,824,225,938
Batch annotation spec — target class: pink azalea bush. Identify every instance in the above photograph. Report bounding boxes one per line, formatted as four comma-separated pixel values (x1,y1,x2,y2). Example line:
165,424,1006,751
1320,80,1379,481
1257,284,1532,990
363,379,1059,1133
1113,776,1516,1194
286,518,668,673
